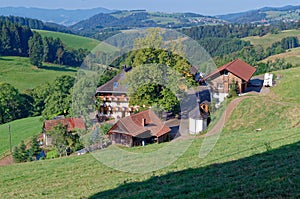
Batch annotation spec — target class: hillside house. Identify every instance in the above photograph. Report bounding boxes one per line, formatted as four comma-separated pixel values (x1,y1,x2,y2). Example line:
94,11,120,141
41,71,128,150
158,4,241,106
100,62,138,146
42,117,86,146
108,110,171,147
95,66,139,120
201,59,256,101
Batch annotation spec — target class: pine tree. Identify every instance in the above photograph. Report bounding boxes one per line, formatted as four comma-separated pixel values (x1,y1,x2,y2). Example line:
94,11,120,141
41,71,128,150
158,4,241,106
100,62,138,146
12,146,21,163
28,32,44,67
30,136,40,157
19,140,28,162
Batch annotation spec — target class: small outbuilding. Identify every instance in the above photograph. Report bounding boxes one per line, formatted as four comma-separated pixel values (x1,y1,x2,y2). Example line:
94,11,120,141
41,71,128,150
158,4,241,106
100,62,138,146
189,104,209,134
263,73,273,87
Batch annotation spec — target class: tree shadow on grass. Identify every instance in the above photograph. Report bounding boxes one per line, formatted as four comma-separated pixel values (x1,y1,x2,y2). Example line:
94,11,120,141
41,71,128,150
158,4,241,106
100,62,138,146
0,57,15,61
39,65,77,72
89,141,300,198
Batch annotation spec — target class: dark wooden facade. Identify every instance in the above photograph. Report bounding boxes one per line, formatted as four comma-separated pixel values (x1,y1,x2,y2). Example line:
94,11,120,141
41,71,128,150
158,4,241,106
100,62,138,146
109,132,170,147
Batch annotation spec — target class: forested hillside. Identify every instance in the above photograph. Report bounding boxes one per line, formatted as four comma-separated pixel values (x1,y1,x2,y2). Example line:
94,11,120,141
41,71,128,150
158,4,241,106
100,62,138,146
0,16,73,33
0,7,114,26
181,23,300,73
70,10,225,40
217,5,300,23
0,20,89,67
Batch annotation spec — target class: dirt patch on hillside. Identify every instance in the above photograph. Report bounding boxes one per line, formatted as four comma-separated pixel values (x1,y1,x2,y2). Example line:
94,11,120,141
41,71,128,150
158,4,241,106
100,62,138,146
0,155,13,166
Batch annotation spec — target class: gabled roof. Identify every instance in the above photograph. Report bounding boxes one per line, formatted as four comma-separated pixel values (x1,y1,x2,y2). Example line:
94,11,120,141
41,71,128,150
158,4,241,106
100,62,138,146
190,65,199,75
202,59,256,82
43,118,86,132
189,106,209,120
96,67,132,94
108,110,171,138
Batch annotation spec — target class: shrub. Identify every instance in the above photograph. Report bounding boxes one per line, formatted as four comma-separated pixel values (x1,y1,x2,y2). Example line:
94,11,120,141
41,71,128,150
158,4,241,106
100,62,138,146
46,149,59,159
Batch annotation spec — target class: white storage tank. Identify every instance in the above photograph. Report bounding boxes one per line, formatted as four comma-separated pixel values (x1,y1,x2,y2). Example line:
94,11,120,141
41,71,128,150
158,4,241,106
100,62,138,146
189,107,208,134
263,73,273,87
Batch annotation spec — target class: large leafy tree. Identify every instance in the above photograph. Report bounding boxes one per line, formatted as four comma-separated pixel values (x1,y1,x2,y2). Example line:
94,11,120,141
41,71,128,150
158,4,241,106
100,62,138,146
48,123,67,157
30,83,52,116
28,32,44,67
42,75,75,119
124,64,184,113
0,83,21,124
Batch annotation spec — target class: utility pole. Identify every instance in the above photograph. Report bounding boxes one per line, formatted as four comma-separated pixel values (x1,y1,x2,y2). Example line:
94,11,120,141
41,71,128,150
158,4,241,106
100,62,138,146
8,124,12,153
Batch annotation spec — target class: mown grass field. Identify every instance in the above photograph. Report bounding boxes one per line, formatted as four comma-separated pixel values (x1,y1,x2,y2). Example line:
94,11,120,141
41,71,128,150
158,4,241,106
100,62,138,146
36,30,120,53
0,117,42,158
0,56,77,91
36,30,100,51
242,29,300,48
262,47,300,67
0,67,299,198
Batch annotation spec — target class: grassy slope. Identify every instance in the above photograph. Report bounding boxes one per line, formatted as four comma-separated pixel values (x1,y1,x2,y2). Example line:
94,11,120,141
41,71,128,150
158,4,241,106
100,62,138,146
261,47,300,66
0,117,42,158
36,30,119,53
265,10,300,21
242,29,300,48
0,56,77,91
36,30,100,51
0,67,299,198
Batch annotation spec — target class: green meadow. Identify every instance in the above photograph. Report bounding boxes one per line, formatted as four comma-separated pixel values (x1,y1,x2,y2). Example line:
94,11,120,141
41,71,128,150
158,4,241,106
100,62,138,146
242,29,300,49
36,30,100,51
36,30,119,53
0,56,77,91
0,67,299,198
262,47,300,67
0,117,42,158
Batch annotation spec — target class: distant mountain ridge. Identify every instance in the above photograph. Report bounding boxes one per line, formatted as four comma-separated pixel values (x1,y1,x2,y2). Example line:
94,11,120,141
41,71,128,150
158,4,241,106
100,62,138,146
0,7,115,26
69,10,224,40
217,5,300,23
0,5,299,28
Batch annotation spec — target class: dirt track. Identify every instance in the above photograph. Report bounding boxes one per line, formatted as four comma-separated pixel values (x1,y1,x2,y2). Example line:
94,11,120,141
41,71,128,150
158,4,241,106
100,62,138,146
205,97,249,137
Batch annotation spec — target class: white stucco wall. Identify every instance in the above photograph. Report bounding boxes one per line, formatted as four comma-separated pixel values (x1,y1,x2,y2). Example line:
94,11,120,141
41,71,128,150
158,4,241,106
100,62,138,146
189,118,207,134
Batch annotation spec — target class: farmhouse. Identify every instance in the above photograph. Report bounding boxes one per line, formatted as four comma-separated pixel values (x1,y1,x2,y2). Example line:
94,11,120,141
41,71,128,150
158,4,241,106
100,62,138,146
202,59,256,96
95,66,139,120
42,117,86,146
108,110,171,147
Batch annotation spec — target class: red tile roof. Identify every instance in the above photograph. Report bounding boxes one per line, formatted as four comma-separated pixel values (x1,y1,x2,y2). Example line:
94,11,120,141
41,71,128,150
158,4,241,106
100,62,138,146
108,110,171,138
203,59,256,82
43,118,86,132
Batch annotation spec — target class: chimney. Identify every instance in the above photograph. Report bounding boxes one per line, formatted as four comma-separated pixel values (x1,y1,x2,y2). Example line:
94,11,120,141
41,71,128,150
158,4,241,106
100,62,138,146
142,118,146,127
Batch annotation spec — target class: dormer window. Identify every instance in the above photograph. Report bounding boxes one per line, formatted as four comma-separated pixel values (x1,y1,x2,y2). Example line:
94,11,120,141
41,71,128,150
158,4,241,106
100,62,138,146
113,82,118,88
224,70,229,76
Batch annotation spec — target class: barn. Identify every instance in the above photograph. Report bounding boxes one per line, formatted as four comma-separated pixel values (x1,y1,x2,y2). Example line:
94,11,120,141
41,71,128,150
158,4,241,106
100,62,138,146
108,110,171,147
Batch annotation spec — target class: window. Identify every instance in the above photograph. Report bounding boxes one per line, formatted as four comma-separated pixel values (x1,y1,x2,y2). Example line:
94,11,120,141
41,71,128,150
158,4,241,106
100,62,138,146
113,82,118,88
224,70,229,76
217,83,224,89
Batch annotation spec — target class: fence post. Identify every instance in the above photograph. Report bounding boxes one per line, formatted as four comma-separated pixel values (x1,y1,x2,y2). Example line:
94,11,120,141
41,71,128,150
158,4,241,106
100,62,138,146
8,124,12,153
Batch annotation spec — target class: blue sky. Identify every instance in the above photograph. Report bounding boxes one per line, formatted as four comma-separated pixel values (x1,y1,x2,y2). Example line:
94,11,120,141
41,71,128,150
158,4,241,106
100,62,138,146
0,0,299,15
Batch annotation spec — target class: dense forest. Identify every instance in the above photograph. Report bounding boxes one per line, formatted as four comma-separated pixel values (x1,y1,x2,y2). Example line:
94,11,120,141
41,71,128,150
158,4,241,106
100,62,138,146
180,22,300,72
